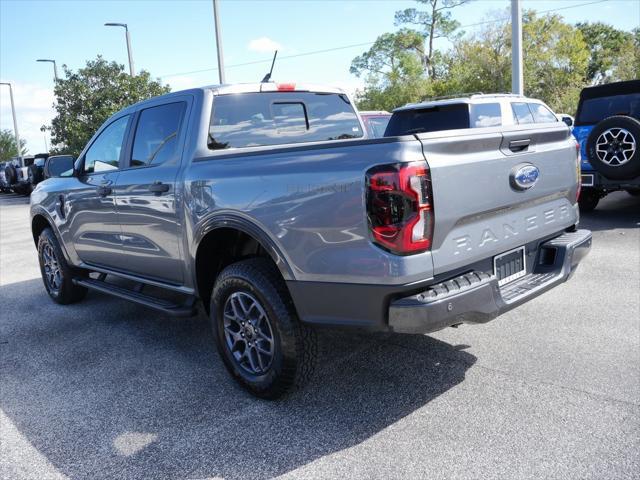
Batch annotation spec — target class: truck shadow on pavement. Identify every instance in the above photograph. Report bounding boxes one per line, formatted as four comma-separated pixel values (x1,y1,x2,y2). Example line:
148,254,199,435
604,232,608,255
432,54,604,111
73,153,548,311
578,192,640,232
0,278,476,480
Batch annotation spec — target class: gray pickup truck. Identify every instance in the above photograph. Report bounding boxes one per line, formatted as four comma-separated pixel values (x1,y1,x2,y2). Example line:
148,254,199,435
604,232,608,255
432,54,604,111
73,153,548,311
30,83,591,398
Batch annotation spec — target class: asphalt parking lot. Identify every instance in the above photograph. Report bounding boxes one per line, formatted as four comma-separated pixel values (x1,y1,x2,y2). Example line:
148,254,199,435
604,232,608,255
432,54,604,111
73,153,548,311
1,191,638,480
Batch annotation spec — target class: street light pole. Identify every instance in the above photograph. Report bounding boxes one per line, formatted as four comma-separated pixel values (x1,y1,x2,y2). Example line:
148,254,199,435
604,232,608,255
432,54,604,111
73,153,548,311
511,0,523,95
212,0,226,84
105,22,135,76
36,59,59,82
0,82,21,158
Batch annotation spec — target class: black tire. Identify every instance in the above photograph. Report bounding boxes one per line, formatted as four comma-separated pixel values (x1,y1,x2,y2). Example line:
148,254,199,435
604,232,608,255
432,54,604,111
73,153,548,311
210,258,316,399
4,165,17,185
626,189,640,197
37,228,87,304
586,115,640,180
578,188,601,212
28,164,43,185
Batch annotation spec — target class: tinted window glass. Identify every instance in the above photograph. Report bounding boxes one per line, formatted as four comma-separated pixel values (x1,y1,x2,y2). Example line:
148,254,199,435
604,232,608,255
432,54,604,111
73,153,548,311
132,102,186,167
529,103,558,123
385,104,470,136
84,115,129,173
511,102,534,124
363,116,391,138
209,92,363,149
576,93,640,125
470,103,501,127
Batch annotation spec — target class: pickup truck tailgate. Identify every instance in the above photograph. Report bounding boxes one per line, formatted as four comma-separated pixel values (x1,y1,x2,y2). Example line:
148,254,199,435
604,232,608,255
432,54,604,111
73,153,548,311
417,124,579,275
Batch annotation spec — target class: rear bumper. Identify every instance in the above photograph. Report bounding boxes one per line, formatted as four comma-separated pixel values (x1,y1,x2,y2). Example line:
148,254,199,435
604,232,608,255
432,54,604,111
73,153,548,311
581,171,640,189
388,229,592,334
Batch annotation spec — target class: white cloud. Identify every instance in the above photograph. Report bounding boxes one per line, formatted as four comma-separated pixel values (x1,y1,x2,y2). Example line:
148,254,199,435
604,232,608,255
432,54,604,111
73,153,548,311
247,37,282,53
0,80,54,155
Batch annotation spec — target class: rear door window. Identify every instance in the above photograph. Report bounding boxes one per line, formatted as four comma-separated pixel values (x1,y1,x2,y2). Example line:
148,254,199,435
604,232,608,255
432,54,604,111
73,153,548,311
470,103,501,127
528,103,558,123
131,102,186,167
363,116,391,138
208,92,363,149
511,102,535,125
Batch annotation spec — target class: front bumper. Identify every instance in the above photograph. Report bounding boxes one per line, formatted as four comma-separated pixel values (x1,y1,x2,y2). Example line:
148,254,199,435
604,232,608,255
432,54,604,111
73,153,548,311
389,229,592,334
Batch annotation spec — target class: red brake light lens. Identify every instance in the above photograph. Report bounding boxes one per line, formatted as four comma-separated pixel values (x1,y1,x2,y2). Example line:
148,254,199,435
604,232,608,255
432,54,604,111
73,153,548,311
276,83,296,91
366,162,433,254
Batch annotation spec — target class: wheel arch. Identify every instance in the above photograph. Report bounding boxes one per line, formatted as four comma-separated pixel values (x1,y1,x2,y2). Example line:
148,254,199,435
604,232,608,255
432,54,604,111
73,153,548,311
193,215,295,312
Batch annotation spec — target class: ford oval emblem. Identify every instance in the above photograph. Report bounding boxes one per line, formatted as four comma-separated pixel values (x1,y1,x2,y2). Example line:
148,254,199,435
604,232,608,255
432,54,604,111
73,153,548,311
510,163,540,191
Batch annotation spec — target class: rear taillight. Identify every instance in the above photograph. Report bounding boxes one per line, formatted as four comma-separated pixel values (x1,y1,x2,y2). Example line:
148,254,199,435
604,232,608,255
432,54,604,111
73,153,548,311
575,138,581,202
366,162,433,255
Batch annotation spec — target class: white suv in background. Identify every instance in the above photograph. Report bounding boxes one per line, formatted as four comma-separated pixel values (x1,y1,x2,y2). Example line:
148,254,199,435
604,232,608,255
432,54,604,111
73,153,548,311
387,93,561,135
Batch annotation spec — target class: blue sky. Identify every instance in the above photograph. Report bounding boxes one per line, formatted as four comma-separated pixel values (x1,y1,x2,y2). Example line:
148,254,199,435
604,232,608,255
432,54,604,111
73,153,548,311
1,0,638,153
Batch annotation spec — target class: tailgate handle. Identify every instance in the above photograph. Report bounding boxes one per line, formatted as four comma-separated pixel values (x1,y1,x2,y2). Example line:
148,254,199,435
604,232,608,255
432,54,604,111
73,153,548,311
509,139,531,152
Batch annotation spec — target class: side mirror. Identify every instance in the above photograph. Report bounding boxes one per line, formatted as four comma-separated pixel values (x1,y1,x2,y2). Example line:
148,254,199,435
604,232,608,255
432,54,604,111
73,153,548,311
561,115,573,127
44,155,76,179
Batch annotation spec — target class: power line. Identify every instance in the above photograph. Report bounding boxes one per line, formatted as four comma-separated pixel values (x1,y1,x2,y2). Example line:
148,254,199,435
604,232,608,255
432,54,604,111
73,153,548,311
159,0,609,80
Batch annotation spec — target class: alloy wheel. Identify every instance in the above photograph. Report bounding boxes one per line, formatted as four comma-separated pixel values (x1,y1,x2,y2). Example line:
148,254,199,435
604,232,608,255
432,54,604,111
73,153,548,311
595,128,636,166
42,242,62,292
223,291,275,375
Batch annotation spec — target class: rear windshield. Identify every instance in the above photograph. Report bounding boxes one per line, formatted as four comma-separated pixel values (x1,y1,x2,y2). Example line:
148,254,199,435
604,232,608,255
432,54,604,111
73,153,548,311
208,92,363,149
384,102,503,136
385,104,469,136
576,93,640,126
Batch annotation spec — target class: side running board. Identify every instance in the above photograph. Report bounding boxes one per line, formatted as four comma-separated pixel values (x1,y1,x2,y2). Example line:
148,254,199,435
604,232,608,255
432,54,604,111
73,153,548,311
73,276,197,317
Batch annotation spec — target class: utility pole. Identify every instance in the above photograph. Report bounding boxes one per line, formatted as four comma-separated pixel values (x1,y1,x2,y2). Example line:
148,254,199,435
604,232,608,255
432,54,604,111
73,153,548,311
37,59,59,82
105,23,135,76
212,0,226,84
511,0,523,95
0,82,22,158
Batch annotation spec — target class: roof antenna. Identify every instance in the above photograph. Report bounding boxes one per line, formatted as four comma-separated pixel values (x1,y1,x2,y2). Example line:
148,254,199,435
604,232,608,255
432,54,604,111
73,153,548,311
261,50,278,83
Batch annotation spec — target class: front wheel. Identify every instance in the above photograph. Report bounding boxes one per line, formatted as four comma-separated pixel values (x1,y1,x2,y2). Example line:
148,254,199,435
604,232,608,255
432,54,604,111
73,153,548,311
38,228,87,304
210,258,316,399
578,188,601,212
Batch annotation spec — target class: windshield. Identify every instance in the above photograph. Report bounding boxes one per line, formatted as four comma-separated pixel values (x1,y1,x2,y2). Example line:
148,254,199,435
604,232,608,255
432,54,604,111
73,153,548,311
576,93,640,126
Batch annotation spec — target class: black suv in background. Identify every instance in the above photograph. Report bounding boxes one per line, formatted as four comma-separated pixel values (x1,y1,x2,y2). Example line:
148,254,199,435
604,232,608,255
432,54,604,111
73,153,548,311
572,80,640,211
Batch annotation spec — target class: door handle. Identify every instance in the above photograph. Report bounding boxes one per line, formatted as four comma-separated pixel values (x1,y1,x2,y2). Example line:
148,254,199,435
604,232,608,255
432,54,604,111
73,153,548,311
148,181,170,195
96,185,112,197
509,139,531,152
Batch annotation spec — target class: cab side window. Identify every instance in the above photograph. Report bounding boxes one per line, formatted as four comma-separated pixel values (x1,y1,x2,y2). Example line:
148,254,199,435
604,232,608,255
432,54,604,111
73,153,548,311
83,115,130,173
131,102,186,167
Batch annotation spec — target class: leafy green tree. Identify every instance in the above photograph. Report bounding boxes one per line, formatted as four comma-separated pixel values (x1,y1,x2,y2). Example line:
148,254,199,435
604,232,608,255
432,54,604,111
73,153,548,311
522,12,589,113
395,0,470,78
46,56,170,155
439,19,511,96
577,22,636,84
351,29,431,111
0,129,27,160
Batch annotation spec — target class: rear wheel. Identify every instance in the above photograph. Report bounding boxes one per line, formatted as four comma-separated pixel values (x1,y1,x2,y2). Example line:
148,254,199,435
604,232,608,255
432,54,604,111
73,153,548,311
586,116,640,180
37,228,87,304
210,258,316,399
578,188,601,212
